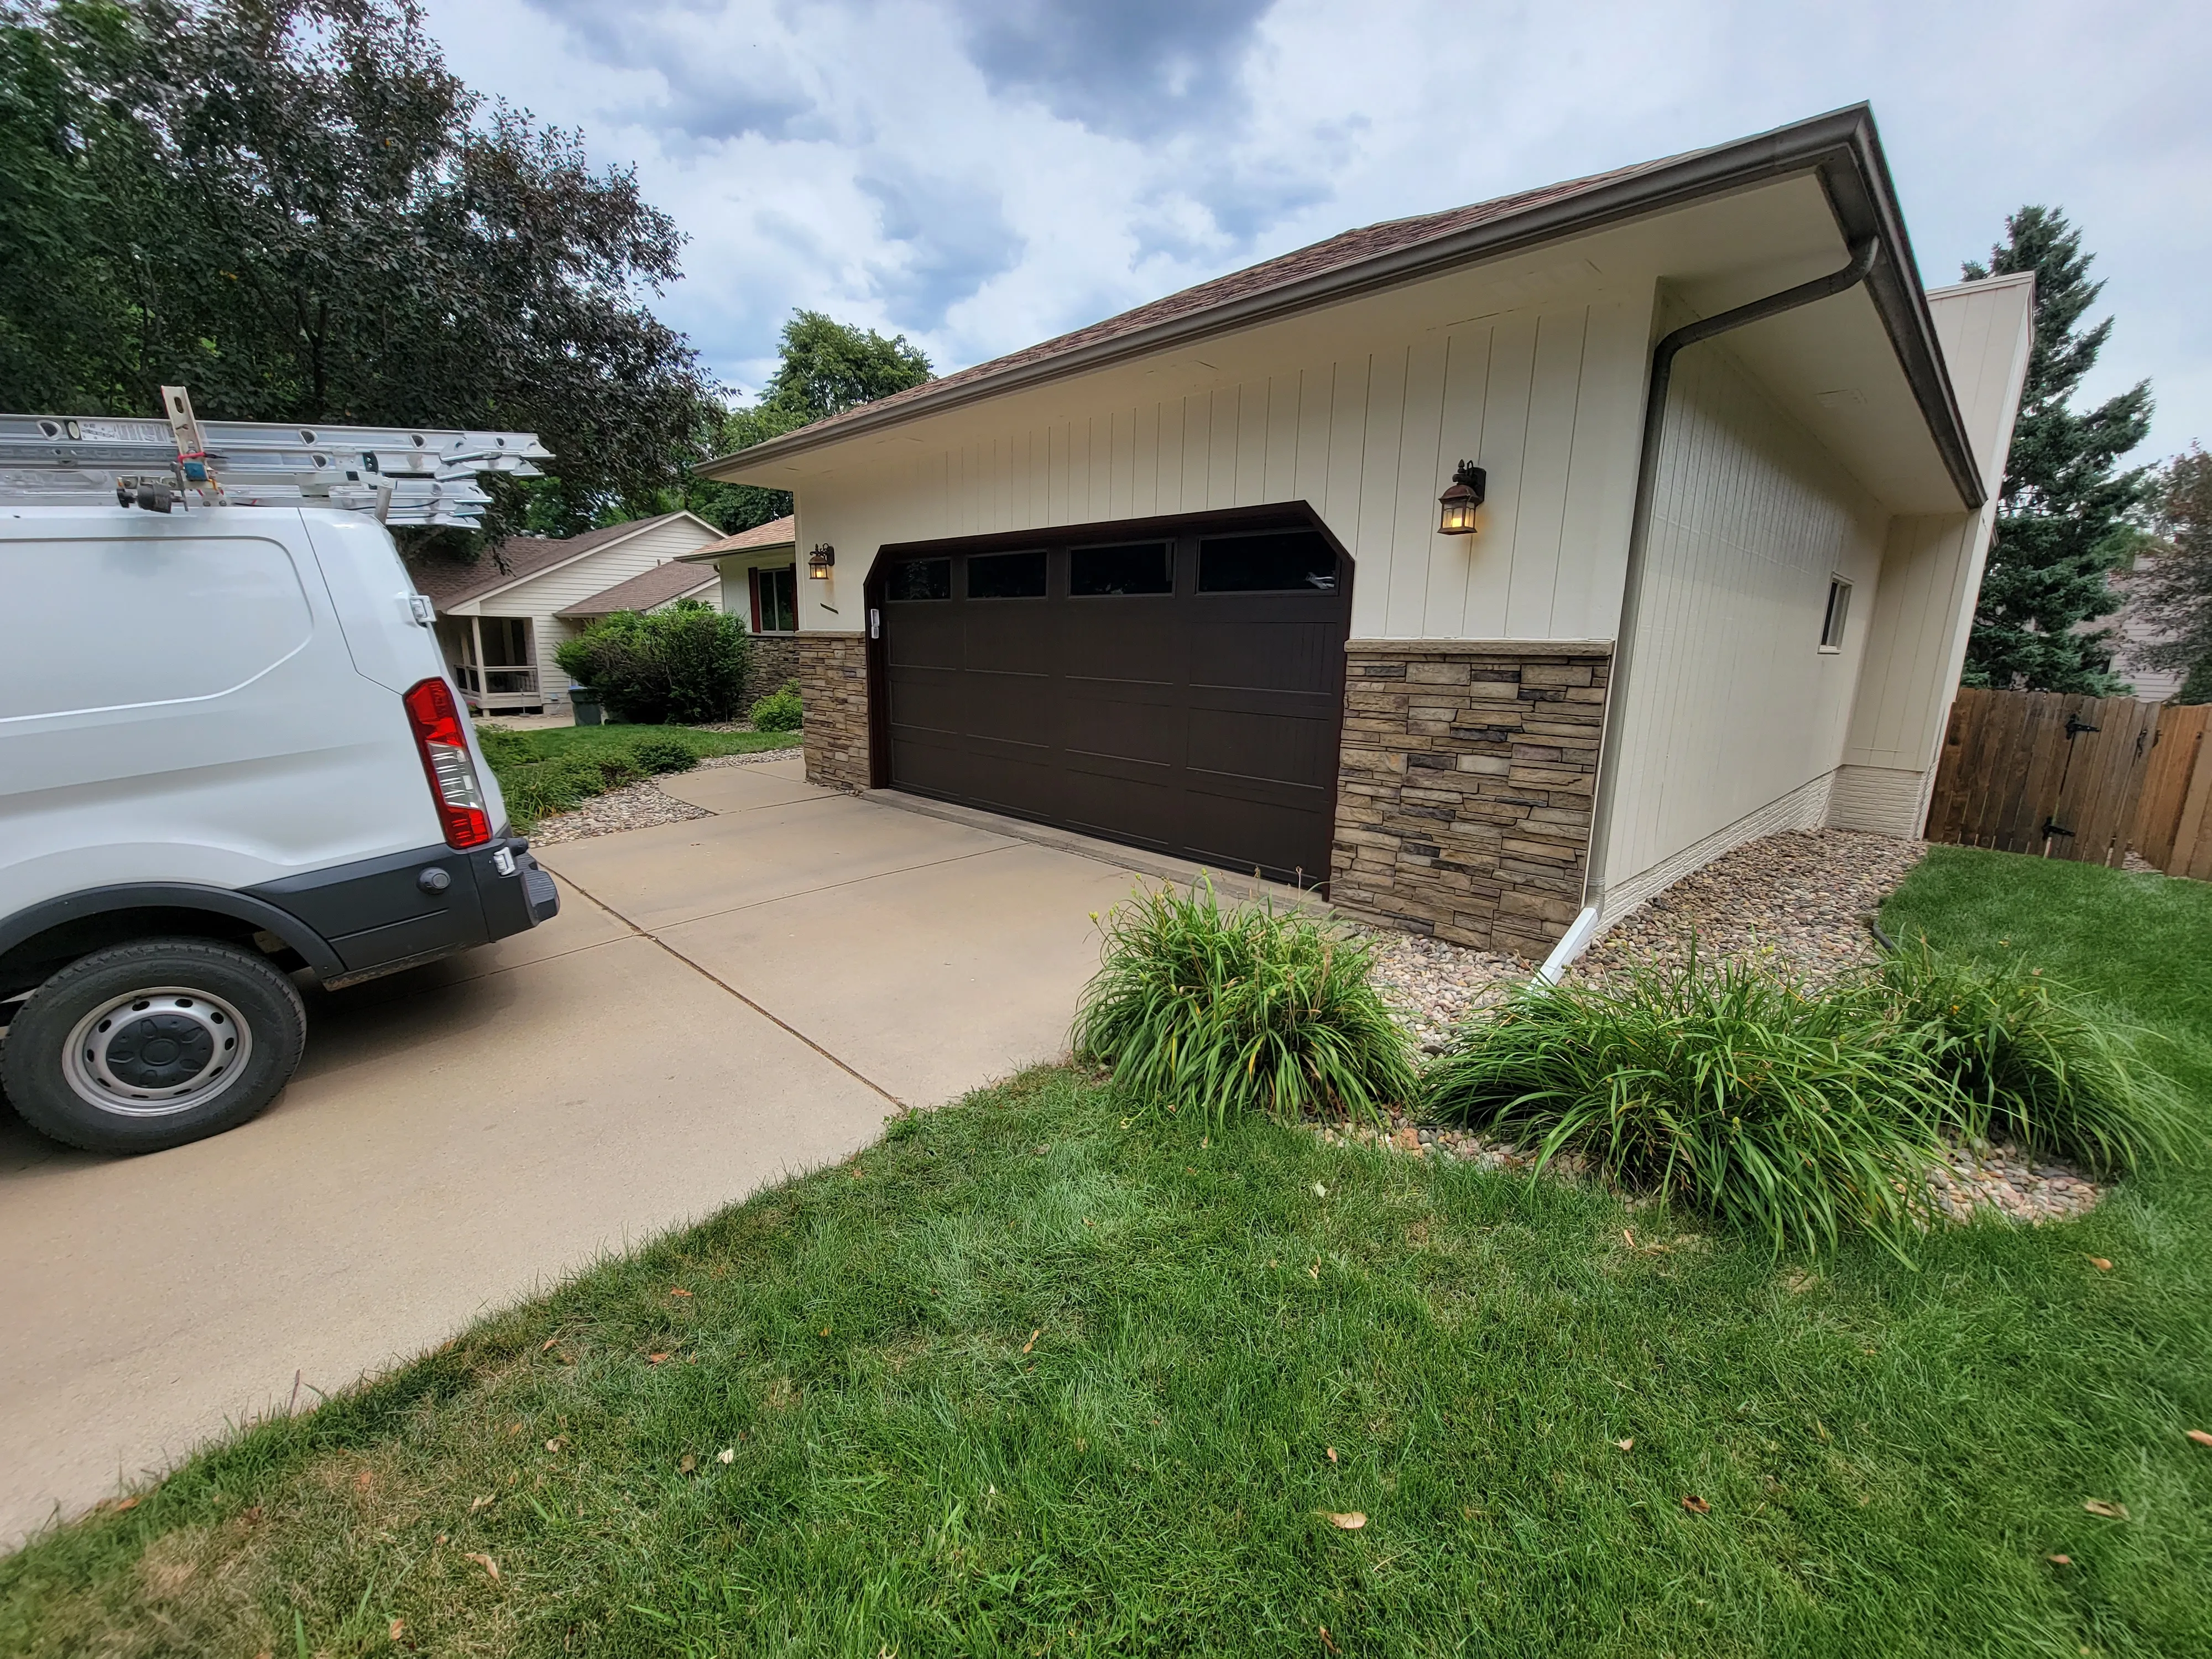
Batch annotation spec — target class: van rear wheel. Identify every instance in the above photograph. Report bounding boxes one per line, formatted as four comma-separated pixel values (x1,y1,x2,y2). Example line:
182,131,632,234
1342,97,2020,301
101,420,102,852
1,938,306,1154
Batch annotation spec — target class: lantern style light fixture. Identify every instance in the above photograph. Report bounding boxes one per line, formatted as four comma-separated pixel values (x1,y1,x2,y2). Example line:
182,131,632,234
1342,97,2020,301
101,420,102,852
807,544,835,579
1437,461,1487,535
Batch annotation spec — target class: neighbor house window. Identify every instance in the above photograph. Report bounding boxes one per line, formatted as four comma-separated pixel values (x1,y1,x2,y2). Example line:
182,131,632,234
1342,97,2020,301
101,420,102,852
753,565,797,632
1820,576,1852,651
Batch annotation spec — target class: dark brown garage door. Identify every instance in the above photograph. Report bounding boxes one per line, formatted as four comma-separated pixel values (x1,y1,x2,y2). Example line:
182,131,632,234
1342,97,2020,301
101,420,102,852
873,518,1350,885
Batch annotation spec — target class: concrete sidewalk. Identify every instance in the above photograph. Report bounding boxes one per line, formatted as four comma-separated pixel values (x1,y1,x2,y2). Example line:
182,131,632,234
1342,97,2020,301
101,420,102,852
0,757,1155,1545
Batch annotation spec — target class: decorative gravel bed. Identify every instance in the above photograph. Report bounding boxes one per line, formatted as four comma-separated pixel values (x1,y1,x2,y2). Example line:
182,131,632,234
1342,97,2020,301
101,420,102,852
1348,827,2106,1227
1577,827,1928,983
524,748,799,846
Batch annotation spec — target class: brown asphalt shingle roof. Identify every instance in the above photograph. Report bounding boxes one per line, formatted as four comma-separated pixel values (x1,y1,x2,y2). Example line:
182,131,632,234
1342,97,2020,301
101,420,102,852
680,515,797,560
405,513,692,609
557,560,718,619
725,157,1676,459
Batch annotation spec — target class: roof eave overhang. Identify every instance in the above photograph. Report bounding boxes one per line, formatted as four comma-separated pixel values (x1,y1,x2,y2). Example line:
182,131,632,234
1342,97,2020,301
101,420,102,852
702,105,1981,510
674,538,797,564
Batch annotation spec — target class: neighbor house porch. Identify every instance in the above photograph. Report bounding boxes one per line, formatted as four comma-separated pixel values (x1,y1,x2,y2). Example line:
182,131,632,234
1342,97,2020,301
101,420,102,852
439,614,545,715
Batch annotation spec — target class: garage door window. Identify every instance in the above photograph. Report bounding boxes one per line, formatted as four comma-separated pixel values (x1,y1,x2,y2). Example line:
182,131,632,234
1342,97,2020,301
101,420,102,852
967,550,1048,599
1198,530,1337,593
886,558,952,601
1071,541,1173,596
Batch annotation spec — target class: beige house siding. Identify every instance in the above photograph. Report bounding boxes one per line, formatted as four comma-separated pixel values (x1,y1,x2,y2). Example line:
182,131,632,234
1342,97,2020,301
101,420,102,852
785,289,1655,647
457,516,723,707
1835,274,2035,831
1598,334,1888,902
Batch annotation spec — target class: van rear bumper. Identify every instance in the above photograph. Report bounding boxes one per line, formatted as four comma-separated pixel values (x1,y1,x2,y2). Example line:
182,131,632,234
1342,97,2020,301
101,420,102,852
245,836,558,989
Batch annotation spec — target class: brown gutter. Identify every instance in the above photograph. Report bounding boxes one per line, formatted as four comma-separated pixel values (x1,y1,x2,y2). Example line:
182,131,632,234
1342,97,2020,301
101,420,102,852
702,104,1983,512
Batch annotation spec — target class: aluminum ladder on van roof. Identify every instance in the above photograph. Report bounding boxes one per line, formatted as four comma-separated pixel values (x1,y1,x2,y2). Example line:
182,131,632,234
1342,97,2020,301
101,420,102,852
0,386,551,528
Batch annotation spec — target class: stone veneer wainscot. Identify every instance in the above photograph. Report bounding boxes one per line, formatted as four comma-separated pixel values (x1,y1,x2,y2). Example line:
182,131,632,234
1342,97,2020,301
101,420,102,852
796,632,870,791
744,633,801,708
1329,639,1613,959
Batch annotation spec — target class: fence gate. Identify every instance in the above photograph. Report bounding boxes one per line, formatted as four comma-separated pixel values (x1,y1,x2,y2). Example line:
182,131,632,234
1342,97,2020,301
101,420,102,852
1924,688,2161,865
2133,703,2212,879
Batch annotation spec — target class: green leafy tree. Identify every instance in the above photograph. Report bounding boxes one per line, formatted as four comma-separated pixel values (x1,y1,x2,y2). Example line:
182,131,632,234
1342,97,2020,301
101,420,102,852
0,0,716,549
2128,447,2212,703
684,310,932,532
1960,207,2153,693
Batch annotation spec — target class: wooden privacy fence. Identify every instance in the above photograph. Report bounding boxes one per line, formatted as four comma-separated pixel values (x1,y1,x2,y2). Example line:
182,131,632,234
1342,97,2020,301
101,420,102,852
1925,688,2212,878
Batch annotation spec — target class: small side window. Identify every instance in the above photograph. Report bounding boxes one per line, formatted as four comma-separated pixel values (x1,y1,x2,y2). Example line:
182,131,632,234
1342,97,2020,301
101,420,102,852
1819,576,1852,651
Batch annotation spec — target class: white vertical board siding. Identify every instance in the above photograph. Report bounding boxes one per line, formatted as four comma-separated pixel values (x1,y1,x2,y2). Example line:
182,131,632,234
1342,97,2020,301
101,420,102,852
1601,338,1888,894
793,292,1651,644
1837,275,2034,817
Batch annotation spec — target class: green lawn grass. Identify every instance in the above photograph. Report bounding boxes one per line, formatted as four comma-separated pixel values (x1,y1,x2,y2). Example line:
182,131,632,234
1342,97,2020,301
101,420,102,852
3,849,2208,1656
477,722,802,830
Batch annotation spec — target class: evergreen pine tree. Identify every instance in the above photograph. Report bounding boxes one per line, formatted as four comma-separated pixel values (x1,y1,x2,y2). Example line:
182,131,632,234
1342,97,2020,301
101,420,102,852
1960,207,2153,692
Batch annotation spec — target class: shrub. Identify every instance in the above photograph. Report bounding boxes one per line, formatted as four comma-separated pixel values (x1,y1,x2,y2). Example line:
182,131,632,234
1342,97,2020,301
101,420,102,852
1071,880,1415,1128
628,734,700,775
471,723,533,768
750,679,803,732
555,600,750,724
1871,940,2178,1174
1423,957,1949,1256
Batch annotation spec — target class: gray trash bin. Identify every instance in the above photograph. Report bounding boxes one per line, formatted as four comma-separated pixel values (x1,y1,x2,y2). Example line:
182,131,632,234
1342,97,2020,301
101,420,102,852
571,687,603,727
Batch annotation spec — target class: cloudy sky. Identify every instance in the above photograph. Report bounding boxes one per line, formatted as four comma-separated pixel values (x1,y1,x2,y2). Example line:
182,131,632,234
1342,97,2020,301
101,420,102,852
422,0,2208,463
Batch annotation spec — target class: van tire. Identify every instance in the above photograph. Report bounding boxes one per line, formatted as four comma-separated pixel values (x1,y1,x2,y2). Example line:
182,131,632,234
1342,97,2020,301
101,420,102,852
1,937,307,1154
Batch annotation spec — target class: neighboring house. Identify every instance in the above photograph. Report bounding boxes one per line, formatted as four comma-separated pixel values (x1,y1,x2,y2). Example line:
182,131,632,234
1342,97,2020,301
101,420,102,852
408,512,725,714
2111,555,2187,702
698,106,2034,961
672,515,802,701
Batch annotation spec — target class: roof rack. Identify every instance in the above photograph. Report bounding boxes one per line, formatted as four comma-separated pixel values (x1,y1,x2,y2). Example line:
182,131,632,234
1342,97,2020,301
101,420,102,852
0,386,551,527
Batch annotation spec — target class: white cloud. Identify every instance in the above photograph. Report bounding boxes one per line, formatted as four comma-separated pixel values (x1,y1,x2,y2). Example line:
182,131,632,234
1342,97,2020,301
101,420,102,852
422,0,2211,456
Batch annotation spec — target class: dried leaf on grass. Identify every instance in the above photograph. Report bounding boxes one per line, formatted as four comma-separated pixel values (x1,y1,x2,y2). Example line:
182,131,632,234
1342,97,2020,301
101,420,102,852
470,1494,494,1512
670,1286,692,1298
2048,1554,2072,1567
1681,1495,1710,1514
1322,1511,1366,1530
2083,1498,2128,1519
678,1454,696,1474
1021,1329,1040,1355
111,1496,139,1514
2088,1256,2114,1271
465,1551,499,1580
1614,1438,1634,1452
2187,1430,2212,1448
717,1448,735,1464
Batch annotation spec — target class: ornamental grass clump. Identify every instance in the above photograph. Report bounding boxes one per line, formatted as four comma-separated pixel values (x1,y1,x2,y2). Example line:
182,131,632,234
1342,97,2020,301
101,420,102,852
1071,880,1416,1127
1423,958,1950,1256
1871,939,2178,1175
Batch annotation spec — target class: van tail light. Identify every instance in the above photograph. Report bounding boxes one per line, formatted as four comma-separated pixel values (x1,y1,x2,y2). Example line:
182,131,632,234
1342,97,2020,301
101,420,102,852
401,677,494,849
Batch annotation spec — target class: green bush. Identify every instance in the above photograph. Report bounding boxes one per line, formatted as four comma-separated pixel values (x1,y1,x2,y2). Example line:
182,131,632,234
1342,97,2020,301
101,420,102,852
554,600,751,724
1871,940,2178,1173
749,678,803,732
471,723,533,769
1423,958,1950,1256
1071,880,1416,1128
628,734,700,775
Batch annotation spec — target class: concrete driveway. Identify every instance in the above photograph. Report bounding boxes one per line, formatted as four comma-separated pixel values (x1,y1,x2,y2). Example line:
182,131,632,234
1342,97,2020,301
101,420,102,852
0,756,1160,1545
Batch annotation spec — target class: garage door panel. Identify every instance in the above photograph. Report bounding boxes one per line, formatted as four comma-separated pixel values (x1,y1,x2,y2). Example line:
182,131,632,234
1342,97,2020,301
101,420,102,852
884,668,971,735
1186,705,1335,785
878,521,1347,884
1059,601,1182,682
886,607,962,669
961,605,1058,676
1188,618,1342,692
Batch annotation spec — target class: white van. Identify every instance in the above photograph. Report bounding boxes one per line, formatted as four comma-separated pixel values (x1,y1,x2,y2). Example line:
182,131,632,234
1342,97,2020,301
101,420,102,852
0,498,557,1154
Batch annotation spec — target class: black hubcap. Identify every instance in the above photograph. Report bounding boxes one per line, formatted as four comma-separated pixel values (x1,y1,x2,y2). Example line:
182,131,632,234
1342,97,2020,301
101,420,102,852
102,1014,215,1088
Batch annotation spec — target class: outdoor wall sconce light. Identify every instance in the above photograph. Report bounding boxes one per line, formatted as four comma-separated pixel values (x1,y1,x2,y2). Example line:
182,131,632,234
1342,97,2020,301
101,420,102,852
1437,462,1486,535
807,544,834,578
